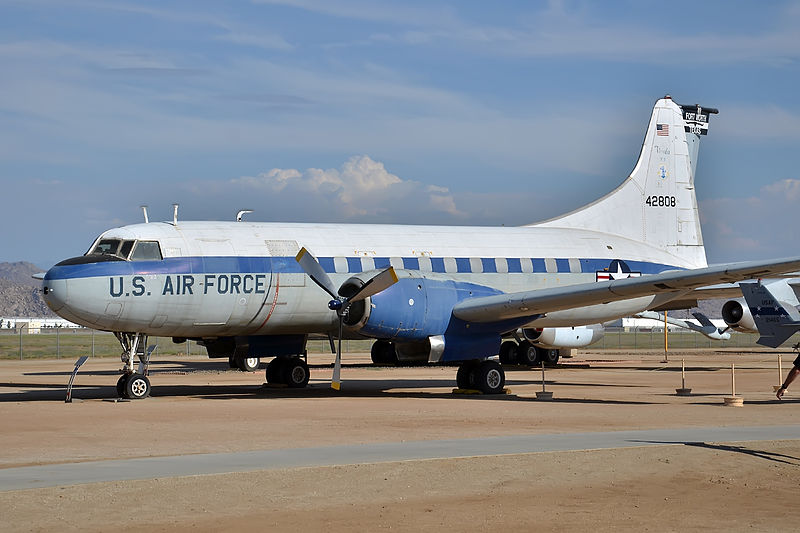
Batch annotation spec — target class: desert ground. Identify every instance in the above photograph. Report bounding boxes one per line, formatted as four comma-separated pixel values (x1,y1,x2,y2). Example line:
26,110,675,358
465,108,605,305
2,347,800,531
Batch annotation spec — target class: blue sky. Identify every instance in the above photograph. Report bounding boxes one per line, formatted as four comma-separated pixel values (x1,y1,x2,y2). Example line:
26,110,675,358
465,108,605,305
1,0,799,267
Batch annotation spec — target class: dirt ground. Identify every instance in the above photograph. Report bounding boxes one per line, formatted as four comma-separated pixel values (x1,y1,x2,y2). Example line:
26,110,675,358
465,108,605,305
2,348,800,531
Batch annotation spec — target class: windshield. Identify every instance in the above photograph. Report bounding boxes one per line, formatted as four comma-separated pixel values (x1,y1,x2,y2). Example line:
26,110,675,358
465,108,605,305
88,238,137,259
90,239,122,256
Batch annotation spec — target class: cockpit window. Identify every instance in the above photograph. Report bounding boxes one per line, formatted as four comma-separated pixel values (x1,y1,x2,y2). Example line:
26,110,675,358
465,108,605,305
130,241,163,261
91,239,122,256
119,240,135,259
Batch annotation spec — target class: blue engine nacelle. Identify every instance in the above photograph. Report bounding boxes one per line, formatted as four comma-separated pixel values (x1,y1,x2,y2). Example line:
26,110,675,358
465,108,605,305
341,271,531,362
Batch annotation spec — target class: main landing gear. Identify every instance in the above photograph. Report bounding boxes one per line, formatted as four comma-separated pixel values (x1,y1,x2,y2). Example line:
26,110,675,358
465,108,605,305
456,359,505,394
498,340,559,367
228,355,261,372
114,332,155,400
265,356,310,388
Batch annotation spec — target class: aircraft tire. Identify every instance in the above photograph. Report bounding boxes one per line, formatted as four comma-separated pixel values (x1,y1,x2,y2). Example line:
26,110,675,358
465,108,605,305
236,356,260,372
517,341,541,366
542,349,560,366
265,358,285,384
371,341,397,365
282,358,310,388
125,373,151,399
116,374,129,397
498,341,518,364
475,360,505,394
456,360,478,390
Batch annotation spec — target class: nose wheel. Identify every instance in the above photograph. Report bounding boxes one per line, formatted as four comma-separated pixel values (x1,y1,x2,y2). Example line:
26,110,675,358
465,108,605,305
117,373,151,399
114,332,156,400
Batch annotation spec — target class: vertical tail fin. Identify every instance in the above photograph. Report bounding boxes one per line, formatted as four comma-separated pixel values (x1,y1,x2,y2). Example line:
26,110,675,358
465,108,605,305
532,96,718,269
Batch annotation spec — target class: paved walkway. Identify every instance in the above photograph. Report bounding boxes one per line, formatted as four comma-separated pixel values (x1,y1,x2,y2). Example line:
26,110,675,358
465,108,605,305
3,425,799,491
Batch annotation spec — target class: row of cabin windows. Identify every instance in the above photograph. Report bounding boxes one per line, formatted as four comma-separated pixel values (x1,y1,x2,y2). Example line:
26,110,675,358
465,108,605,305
89,239,163,261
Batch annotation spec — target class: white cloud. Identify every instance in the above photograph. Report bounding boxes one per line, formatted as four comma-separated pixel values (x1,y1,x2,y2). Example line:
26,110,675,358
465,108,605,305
231,155,463,219
700,177,800,262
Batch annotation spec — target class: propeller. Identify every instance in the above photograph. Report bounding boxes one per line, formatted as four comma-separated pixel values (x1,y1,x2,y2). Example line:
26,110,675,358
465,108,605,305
296,247,398,389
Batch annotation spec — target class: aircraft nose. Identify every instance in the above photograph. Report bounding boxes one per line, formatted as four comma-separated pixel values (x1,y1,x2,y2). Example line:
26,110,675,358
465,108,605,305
42,270,67,313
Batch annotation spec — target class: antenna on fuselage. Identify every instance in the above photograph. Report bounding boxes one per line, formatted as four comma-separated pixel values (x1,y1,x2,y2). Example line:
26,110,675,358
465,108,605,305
140,205,149,224
236,209,253,222
172,204,179,225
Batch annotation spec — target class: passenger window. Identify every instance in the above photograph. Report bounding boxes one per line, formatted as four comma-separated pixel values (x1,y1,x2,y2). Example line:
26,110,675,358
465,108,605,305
91,239,121,256
119,241,134,259
131,241,163,261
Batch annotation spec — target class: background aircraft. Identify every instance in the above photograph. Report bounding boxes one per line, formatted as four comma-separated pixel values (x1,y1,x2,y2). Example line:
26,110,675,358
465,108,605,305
42,96,800,399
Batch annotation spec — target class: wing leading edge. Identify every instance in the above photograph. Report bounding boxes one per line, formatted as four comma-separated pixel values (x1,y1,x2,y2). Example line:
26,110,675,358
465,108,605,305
452,257,800,323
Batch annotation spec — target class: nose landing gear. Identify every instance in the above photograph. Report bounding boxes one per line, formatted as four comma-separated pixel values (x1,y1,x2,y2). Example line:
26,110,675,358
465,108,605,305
114,332,156,400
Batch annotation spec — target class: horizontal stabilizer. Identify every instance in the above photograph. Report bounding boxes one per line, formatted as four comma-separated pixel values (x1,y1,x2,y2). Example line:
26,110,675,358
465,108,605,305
740,282,800,348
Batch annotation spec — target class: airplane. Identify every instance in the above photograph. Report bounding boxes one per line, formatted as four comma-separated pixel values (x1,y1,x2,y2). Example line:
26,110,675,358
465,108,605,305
719,278,800,337
635,310,731,341
735,280,800,347
41,95,800,399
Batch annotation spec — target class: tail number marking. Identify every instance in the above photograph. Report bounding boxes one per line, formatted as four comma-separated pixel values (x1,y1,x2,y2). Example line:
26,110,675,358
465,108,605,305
645,195,676,207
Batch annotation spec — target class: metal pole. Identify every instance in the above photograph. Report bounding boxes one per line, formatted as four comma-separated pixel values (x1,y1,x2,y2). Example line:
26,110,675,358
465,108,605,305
778,354,783,388
662,312,669,363
56,326,60,359
91,329,95,358
19,327,22,360
541,361,546,392
731,362,736,396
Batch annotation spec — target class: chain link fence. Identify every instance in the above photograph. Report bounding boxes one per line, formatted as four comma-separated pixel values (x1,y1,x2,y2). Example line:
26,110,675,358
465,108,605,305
0,326,769,360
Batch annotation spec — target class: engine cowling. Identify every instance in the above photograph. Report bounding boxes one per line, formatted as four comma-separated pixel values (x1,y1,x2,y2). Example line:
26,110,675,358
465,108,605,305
521,325,605,348
339,271,532,362
721,299,756,332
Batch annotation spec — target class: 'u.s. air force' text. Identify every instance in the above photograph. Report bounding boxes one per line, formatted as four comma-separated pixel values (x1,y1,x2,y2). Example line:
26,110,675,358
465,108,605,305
109,274,268,297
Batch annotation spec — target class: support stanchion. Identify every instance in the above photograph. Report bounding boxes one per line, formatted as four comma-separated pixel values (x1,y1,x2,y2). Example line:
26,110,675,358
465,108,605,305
723,362,744,406
661,312,669,363
536,361,553,400
676,358,692,395
774,354,783,392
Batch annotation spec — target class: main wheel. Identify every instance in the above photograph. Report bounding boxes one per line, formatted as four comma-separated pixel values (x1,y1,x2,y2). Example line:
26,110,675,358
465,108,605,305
370,340,397,365
516,341,541,366
125,373,151,399
474,360,505,394
236,356,260,372
498,341,518,364
116,374,130,397
282,358,310,388
542,349,560,366
456,360,478,389
265,358,285,384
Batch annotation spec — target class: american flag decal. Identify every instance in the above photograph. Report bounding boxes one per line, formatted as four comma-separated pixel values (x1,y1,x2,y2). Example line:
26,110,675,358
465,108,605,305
656,123,669,136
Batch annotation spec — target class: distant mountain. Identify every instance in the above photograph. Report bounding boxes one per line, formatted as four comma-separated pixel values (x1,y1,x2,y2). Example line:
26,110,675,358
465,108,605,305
0,262,54,317
0,262,45,287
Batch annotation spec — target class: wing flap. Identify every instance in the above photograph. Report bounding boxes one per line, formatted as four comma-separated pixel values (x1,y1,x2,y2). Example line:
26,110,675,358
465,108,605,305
452,257,800,323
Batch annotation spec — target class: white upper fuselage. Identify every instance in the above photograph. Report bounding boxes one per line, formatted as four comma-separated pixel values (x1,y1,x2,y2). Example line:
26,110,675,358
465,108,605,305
43,219,692,337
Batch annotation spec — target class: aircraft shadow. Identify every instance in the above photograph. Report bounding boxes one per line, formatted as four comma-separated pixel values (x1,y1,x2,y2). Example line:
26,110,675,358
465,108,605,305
0,377,657,404
628,440,800,465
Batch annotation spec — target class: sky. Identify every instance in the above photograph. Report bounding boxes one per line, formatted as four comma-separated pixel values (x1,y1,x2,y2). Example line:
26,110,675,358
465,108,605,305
1,0,800,268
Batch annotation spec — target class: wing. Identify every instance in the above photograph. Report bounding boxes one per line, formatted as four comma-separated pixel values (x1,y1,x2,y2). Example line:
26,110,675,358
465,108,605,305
452,256,800,323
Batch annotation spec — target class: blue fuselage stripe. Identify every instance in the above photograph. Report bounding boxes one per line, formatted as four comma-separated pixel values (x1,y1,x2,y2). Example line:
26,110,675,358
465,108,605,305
44,256,683,281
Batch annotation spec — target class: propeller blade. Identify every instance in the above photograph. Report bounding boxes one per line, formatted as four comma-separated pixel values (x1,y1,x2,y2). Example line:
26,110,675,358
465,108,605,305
331,316,343,390
346,267,399,303
296,247,338,300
